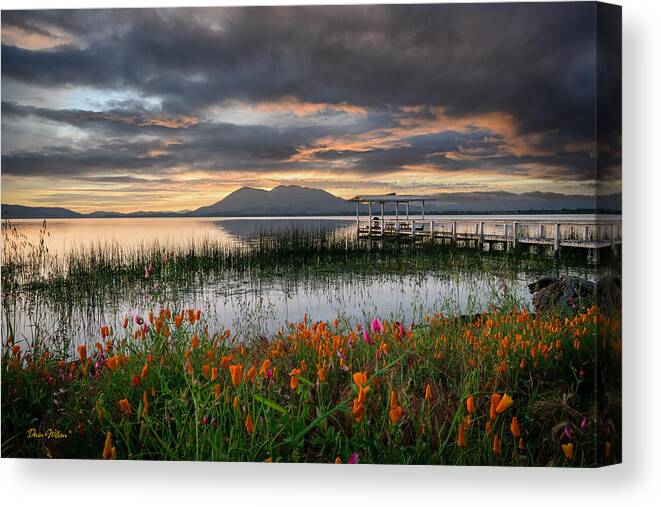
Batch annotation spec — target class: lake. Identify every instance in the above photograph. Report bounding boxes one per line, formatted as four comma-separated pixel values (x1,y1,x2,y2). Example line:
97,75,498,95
2,215,617,349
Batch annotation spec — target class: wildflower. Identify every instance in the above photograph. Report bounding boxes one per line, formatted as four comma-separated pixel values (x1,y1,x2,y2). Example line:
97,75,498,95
352,398,365,423
191,335,200,349
142,391,149,419
493,434,502,454
140,362,149,380
77,344,87,363
466,395,475,414
348,452,359,464
362,329,372,344
510,416,521,438
118,398,131,416
122,316,129,329
102,432,114,460
518,437,526,450
489,393,502,420
580,416,589,431
211,367,219,382
290,368,302,390
220,355,232,368
259,359,271,378
561,442,574,460
334,457,342,464
563,426,574,440
317,366,325,383
245,414,255,434
371,317,384,334
352,371,367,388
264,457,273,463
131,374,140,386
424,383,432,402
229,364,244,387
201,364,211,378
458,422,467,448
134,315,144,326
389,390,404,424
233,395,239,410
202,415,210,426
495,393,513,415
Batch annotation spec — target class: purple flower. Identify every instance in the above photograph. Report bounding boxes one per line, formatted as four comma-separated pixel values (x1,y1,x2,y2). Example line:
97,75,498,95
563,426,574,440
580,417,589,431
202,415,210,425
370,317,384,334
143,323,149,334
134,315,144,326
348,452,359,464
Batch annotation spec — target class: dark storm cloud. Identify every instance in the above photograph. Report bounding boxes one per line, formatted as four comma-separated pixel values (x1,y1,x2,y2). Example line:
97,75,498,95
1,3,621,201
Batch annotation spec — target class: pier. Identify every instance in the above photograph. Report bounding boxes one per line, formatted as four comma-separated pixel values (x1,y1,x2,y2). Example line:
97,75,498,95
349,194,622,254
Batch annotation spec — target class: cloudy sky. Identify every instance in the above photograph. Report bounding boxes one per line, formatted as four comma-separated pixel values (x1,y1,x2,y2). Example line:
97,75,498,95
1,3,621,213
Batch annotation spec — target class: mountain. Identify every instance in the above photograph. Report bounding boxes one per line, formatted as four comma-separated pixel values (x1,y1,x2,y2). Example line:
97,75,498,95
0,188,622,219
191,185,355,216
1,204,84,219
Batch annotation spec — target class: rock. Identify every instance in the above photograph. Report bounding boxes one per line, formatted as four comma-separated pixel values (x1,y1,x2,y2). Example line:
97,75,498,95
529,276,620,314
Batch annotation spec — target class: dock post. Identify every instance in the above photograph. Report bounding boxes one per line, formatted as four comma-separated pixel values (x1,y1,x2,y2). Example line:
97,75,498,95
554,223,561,254
611,223,615,252
583,225,589,243
411,219,416,239
368,201,372,236
395,203,399,234
380,202,384,237
479,221,484,248
452,221,457,244
356,202,360,232
430,220,434,238
513,222,519,248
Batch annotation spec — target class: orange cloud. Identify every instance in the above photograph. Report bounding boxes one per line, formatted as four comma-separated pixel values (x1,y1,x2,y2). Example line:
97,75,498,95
254,96,368,117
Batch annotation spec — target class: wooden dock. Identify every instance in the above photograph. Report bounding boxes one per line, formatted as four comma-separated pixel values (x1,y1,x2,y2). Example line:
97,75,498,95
348,193,621,254
356,217,621,253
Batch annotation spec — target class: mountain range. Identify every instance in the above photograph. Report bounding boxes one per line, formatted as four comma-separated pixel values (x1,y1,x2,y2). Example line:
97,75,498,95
1,185,622,219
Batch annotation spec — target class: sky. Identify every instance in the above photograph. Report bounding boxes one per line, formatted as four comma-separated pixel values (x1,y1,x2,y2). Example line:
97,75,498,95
1,3,621,213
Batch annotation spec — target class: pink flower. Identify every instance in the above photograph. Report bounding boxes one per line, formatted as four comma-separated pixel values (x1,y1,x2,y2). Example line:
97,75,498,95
348,452,359,464
370,317,384,334
580,417,589,431
362,329,372,344
134,315,144,325
563,426,574,440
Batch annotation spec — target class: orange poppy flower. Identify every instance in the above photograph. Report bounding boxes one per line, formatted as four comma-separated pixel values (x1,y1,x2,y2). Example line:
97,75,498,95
118,398,131,416
424,384,432,401
357,386,369,404
290,368,302,391
510,416,521,438
489,393,502,420
214,383,221,400
495,394,513,414
317,367,325,383
191,334,200,349
466,395,475,414
229,364,244,387
334,456,342,464
561,443,574,460
458,422,467,448
389,391,404,424
352,398,365,423
493,434,502,454
102,431,114,459
233,395,239,410
353,371,367,388
246,366,257,382
220,355,232,368
131,374,140,386
140,362,149,380
518,437,525,450
77,344,87,363
245,414,255,434
142,391,149,419
201,364,211,378
211,367,219,381
259,359,271,378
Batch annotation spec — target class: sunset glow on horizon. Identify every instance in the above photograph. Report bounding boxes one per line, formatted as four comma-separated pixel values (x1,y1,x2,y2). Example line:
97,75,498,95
1,4,621,214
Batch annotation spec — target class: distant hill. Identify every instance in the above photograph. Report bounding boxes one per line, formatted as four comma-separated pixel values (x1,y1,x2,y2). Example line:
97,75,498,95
192,185,354,216
1,204,84,219
1,187,622,219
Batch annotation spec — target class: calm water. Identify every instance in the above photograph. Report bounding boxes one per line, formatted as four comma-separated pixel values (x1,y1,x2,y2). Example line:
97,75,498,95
2,215,610,347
